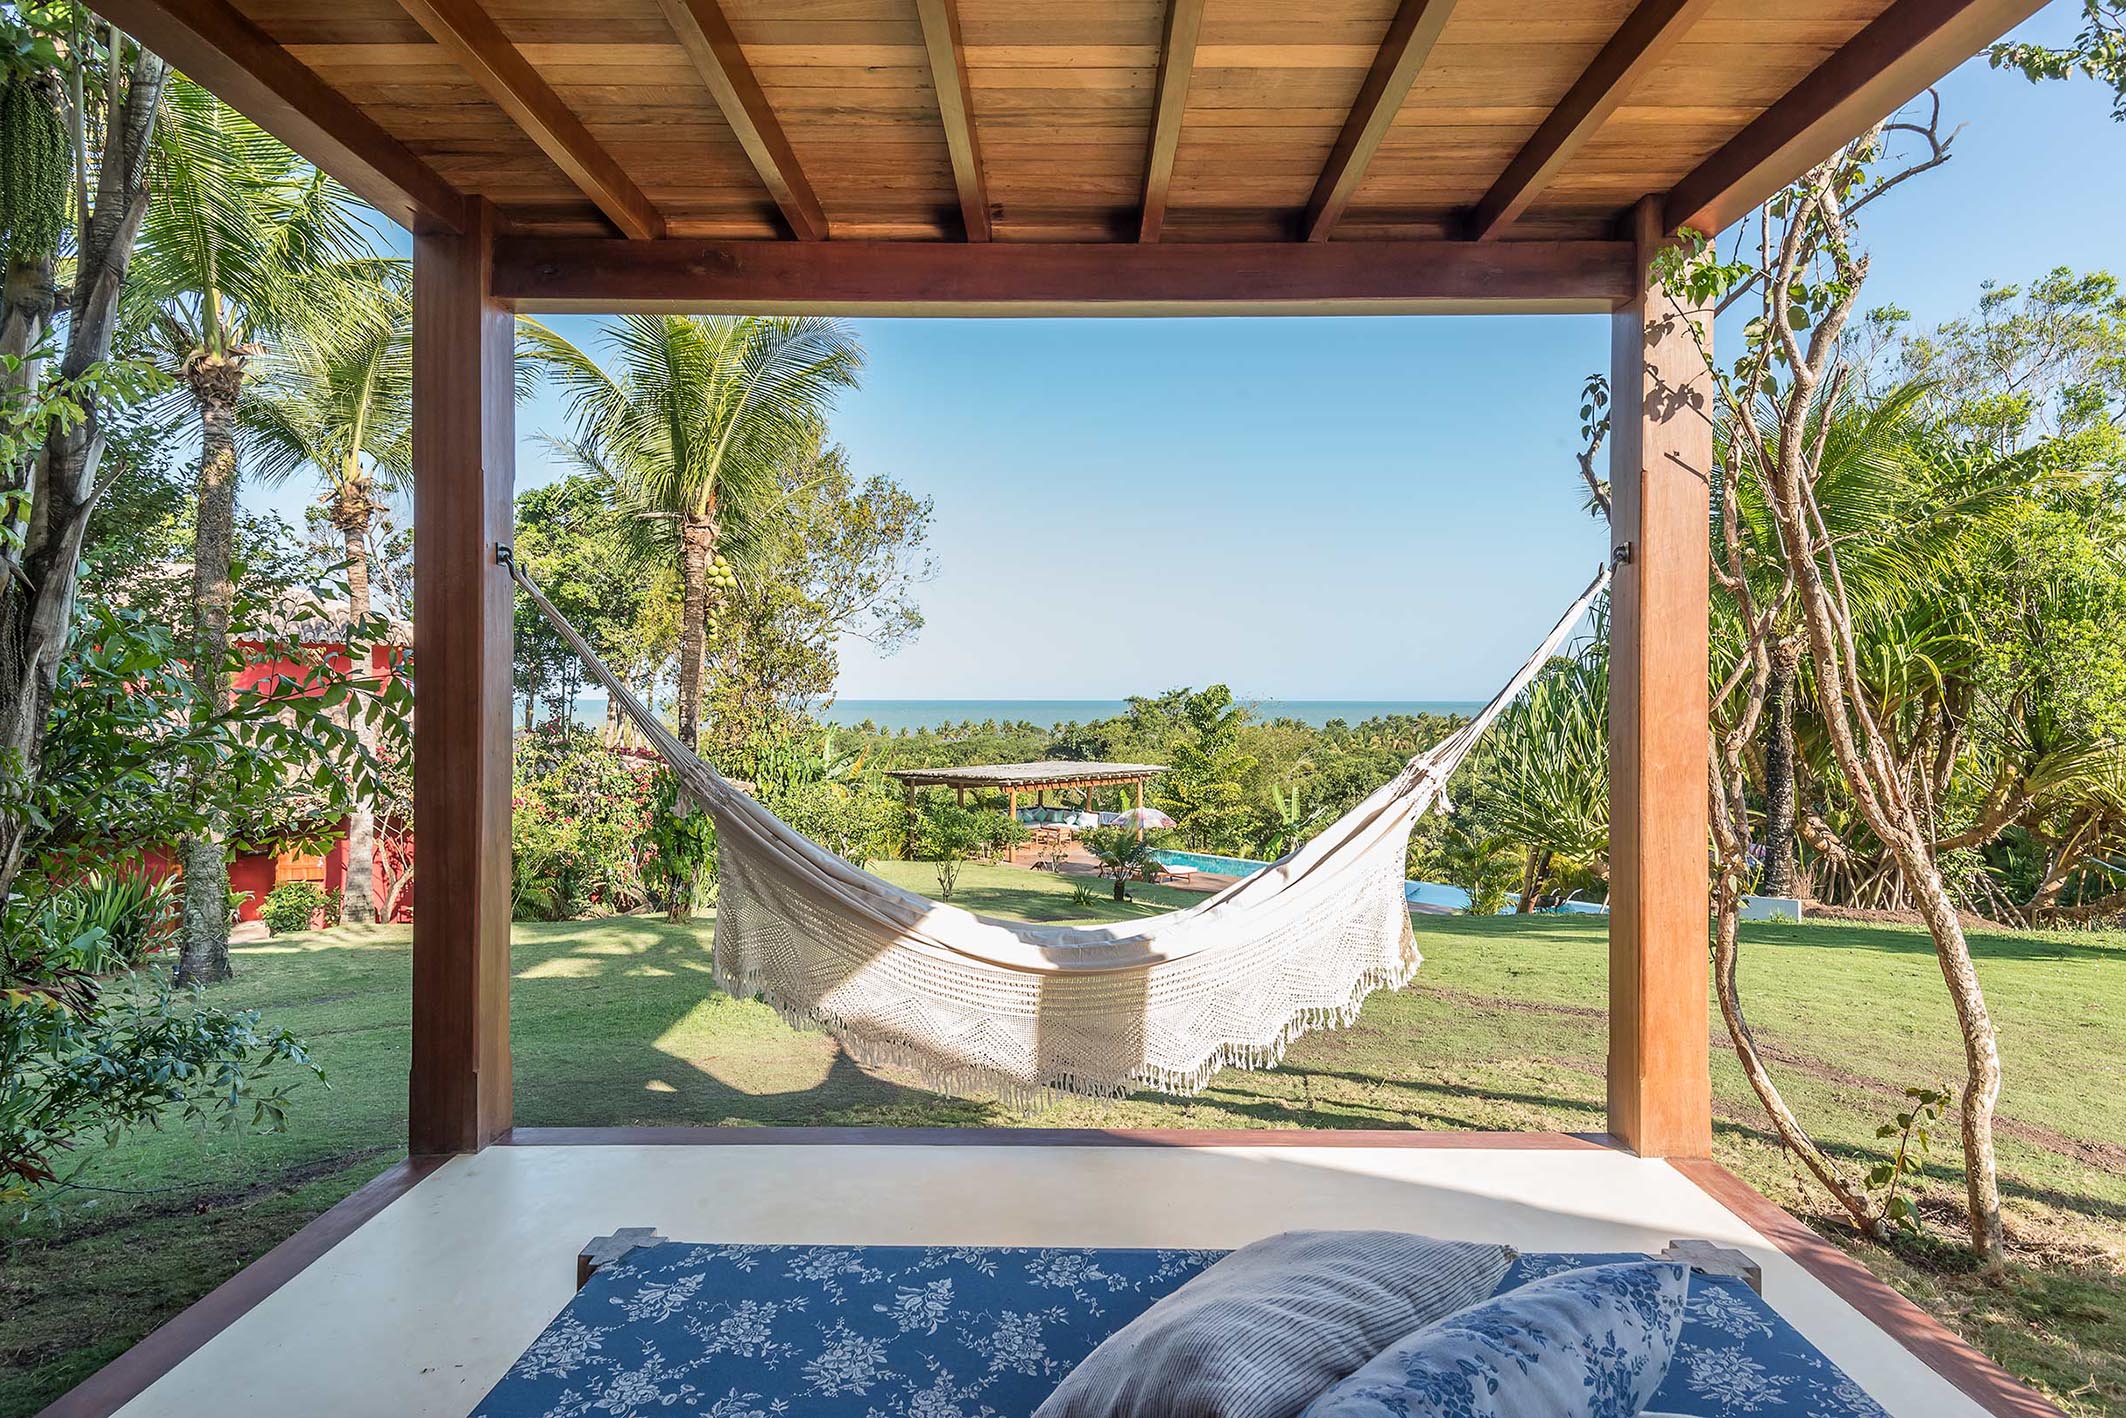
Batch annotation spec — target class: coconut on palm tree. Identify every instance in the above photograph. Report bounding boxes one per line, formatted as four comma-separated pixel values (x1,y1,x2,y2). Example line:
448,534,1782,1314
520,314,862,751
129,78,384,982
245,268,412,925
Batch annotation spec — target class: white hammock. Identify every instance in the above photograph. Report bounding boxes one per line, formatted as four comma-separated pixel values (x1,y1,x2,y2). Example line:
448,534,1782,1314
511,559,1608,1104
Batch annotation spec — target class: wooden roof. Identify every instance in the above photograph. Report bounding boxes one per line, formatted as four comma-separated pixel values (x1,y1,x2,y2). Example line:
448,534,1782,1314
101,0,2043,312
888,761,1165,790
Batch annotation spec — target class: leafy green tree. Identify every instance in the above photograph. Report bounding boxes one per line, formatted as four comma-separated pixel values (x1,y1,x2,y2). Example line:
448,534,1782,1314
1,15,168,907
914,801,988,900
129,78,383,983
1991,3,2126,119
245,266,412,924
1154,685,1258,853
521,314,862,751
511,473,671,732
700,437,933,768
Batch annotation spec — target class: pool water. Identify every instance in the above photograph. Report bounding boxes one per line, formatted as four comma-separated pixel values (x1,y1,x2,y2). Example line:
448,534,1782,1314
1149,849,1478,913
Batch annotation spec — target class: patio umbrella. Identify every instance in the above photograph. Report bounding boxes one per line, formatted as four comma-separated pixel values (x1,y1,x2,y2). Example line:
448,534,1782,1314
1114,807,1176,830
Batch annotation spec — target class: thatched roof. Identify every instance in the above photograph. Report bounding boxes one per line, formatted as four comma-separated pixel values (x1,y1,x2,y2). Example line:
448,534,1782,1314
888,761,1164,792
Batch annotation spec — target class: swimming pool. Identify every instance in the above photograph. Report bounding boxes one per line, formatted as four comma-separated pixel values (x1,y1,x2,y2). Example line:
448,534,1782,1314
1149,850,1478,913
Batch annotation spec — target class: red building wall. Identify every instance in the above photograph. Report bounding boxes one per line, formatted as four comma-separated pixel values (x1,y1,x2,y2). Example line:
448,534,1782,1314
139,638,412,925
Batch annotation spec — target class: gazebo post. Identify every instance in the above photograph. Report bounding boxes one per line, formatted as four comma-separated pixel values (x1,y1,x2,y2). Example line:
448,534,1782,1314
1134,781,1145,841
1007,788,1018,861
409,198,515,1155
1605,195,1714,1159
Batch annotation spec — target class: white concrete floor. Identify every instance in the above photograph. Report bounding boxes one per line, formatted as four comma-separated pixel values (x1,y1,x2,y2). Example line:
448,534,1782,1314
114,1142,1987,1418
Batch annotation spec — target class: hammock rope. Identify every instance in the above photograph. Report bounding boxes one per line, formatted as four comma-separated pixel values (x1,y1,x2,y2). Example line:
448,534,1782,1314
508,553,1609,1103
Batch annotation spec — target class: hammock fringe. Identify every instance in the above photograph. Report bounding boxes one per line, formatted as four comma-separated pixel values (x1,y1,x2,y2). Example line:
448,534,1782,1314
714,946,1422,1109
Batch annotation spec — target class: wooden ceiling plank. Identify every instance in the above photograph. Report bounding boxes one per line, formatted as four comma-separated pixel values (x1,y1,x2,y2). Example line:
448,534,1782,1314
1465,0,1716,241
913,0,991,241
85,0,469,233
653,0,829,241
1301,0,1460,243
1138,0,1207,243
393,0,666,239
492,237,1635,313
1662,0,2049,238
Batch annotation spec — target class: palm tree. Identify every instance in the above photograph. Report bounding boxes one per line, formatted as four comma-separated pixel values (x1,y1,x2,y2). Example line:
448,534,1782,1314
1083,827,1158,901
245,269,412,925
520,314,862,750
129,78,382,983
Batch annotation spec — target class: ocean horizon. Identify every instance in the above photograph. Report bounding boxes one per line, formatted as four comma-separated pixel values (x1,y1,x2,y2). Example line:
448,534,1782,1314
570,695,1483,732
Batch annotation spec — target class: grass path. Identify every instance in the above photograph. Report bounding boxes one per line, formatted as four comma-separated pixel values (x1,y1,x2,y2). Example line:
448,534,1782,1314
2,860,2120,1415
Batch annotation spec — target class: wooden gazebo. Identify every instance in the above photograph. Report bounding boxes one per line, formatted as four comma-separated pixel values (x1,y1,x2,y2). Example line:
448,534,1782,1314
889,759,1165,817
63,2,2058,1416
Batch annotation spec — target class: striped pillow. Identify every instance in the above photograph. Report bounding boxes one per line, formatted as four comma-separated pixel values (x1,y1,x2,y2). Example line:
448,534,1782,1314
1033,1231,1514,1418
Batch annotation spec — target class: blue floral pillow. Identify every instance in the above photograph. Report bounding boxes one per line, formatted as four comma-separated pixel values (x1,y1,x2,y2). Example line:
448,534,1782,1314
1299,1261,1691,1418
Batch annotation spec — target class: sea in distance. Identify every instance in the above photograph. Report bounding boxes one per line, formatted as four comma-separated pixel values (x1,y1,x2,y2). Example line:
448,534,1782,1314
571,696,1483,732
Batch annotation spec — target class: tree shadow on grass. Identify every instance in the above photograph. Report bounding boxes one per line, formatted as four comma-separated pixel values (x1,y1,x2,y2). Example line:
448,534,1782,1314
508,913,1004,1129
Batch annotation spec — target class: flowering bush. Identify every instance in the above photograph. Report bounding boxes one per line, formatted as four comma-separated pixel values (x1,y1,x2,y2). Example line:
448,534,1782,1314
511,726,658,921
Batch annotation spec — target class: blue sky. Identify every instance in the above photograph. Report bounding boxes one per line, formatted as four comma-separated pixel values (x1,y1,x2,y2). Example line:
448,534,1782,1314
250,2,2126,702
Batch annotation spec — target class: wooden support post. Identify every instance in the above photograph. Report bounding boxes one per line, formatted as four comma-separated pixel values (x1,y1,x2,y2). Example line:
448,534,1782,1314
410,198,515,1154
1135,781,1145,841
1007,787,1018,862
904,780,918,858
1606,195,1713,1160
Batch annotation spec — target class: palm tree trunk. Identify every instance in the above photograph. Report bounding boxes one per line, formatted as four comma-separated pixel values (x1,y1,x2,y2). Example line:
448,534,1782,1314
1516,846,1550,913
337,473,378,925
176,359,243,985
676,513,716,750
1759,637,1802,898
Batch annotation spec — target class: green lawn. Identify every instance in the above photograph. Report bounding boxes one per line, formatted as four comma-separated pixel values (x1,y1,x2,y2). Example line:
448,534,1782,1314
3,860,2121,1416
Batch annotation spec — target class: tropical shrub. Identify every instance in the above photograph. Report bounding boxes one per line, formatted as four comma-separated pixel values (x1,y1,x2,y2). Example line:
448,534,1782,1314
978,810,1030,864
1083,827,1159,902
511,725,657,921
47,869,178,971
260,881,337,935
1,900,324,1207
642,770,716,922
914,803,989,899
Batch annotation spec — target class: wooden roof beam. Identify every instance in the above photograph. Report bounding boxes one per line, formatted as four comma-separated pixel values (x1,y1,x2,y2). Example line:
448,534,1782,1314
394,0,666,240
86,0,470,233
914,0,991,242
1466,0,1715,241
1139,0,1207,243
492,237,1636,315
1302,0,1459,243
653,0,828,241
1662,0,2048,238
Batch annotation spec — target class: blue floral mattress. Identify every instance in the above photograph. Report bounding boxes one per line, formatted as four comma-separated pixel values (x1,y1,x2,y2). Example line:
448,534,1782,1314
472,1243,1889,1418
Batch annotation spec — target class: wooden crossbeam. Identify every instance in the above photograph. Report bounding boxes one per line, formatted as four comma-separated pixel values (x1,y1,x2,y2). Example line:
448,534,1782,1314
914,0,991,241
1138,0,1207,243
1466,0,1715,241
395,0,666,240
1302,0,1459,243
491,237,1636,315
653,0,827,241
86,0,469,233
1662,0,2047,238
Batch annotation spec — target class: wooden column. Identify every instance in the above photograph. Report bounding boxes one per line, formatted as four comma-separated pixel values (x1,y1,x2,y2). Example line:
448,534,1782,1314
1606,195,1713,1159
1134,781,1145,841
410,198,516,1155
